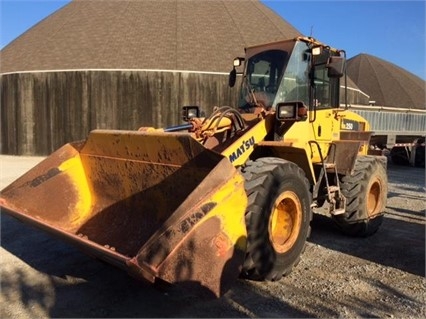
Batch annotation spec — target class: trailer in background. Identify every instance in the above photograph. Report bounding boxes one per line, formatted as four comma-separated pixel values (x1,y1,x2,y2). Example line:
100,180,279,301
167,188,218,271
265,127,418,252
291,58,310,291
346,104,425,167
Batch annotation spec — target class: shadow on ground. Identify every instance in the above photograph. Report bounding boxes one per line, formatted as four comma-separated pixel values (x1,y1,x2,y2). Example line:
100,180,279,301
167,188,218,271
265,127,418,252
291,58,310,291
1,213,312,318
308,164,425,277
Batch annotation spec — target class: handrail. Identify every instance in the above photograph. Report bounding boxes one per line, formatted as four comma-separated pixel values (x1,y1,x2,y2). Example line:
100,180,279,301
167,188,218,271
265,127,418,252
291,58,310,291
341,104,426,114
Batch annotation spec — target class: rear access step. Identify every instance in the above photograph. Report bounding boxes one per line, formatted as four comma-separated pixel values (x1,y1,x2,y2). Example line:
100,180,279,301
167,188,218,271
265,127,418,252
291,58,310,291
0,129,248,297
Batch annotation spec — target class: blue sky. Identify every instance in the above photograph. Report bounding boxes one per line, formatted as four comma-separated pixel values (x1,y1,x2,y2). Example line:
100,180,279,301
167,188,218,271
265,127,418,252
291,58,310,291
1,0,425,79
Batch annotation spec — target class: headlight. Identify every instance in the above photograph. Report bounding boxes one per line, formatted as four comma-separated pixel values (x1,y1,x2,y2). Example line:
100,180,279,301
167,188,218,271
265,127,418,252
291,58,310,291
276,102,307,121
182,106,200,121
277,105,295,119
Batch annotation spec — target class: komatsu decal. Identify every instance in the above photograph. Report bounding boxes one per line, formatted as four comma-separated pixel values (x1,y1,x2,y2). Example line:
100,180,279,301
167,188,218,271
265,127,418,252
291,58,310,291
229,136,255,163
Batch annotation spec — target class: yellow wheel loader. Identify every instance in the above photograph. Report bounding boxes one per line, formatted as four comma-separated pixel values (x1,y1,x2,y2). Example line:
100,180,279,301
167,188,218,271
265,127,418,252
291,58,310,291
0,37,387,297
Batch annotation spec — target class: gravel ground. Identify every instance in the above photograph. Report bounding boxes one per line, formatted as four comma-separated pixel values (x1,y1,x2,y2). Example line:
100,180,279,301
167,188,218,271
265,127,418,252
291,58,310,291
0,156,425,318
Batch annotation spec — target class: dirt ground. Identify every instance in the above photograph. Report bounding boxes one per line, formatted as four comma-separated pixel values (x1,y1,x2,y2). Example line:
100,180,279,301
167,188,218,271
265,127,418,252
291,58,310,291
0,156,425,318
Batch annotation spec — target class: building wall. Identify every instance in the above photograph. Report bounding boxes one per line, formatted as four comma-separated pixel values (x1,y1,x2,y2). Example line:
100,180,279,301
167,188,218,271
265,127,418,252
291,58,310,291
1,70,239,155
1,70,371,156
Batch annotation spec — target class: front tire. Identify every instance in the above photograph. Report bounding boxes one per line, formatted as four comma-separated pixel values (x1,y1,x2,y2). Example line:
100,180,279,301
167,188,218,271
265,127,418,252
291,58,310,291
240,158,312,281
334,155,388,236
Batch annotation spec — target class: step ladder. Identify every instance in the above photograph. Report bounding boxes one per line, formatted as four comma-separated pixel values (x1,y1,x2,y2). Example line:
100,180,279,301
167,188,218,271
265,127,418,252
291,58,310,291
310,141,346,215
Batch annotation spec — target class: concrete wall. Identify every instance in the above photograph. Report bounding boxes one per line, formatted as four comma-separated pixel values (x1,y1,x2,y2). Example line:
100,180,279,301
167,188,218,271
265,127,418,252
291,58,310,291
1,70,238,155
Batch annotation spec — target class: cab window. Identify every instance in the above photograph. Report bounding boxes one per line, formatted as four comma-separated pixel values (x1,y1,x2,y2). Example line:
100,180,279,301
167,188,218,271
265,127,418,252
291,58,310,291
312,50,340,108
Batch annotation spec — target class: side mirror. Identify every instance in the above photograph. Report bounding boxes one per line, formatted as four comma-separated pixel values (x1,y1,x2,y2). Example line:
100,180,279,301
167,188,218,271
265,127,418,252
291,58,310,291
229,68,237,87
327,56,345,78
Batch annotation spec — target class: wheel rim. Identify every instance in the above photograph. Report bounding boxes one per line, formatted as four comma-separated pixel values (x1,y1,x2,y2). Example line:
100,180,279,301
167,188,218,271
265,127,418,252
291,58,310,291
269,191,302,254
367,178,383,217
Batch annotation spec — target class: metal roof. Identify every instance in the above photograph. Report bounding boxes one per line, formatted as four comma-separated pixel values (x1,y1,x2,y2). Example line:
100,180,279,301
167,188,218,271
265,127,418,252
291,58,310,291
347,53,425,110
0,0,301,74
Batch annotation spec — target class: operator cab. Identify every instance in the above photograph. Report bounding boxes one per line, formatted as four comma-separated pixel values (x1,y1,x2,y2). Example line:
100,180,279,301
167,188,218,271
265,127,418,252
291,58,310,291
230,37,345,116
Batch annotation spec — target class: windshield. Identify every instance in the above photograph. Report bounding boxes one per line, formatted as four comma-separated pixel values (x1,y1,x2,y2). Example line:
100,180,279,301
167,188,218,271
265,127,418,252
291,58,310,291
239,49,288,110
273,41,310,108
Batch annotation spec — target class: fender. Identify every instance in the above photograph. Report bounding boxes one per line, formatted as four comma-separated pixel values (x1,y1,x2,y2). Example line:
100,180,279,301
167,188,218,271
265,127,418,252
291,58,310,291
254,140,316,185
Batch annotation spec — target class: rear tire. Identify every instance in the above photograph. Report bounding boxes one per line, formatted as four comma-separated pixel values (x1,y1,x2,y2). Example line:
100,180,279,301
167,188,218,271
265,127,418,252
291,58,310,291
334,156,388,237
240,158,312,281
414,139,425,168
390,147,409,165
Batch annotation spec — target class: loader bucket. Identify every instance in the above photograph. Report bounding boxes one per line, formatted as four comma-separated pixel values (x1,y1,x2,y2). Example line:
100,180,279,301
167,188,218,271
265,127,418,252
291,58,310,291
0,129,247,297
